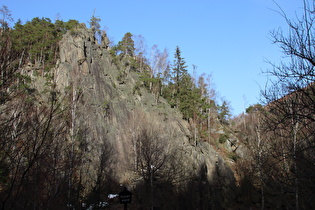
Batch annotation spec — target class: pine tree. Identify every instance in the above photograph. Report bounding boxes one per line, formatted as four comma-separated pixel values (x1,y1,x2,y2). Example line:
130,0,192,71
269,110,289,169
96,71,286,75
218,100,231,124
12,18,79,70
172,46,188,86
89,15,101,31
177,74,200,120
89,11,101,43
0,5,13,30
117,32,135,56
172,46,188,107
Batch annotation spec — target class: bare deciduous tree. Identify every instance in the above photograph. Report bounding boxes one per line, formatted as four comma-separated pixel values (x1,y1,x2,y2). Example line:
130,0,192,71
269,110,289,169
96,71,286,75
262,1,315,209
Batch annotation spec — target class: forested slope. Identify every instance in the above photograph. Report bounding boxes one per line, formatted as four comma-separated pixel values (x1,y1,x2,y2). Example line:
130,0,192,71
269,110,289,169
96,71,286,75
5,8,314,209
0,17,239,209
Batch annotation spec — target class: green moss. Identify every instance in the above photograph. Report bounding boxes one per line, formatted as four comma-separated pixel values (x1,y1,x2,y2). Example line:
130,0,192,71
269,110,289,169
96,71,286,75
219,133,229,144
133,81,141,95
69,28,80,36
116,70,127,83
227,152,239,162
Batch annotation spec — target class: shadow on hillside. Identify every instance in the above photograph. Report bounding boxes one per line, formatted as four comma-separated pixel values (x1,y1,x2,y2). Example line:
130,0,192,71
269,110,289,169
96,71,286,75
132,163,236,210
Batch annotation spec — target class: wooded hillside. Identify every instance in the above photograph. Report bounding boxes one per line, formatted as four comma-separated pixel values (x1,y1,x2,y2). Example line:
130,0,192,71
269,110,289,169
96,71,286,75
1,3,315,209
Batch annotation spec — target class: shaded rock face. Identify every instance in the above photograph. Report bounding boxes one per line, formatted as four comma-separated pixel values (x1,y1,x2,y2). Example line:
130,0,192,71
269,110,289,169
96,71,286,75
54,26,236,205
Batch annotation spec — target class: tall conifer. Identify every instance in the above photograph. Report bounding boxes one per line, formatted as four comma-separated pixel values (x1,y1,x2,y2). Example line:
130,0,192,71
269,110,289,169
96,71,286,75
117,32,135,56
172,46,187,107
172,46,187,86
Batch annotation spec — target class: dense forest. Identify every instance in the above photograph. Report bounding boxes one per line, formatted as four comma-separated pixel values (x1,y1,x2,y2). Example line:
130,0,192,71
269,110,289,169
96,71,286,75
0,2,315,210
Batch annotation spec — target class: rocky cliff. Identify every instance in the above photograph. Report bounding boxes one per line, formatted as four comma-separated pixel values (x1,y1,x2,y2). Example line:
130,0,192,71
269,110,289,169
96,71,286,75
52,25,235,208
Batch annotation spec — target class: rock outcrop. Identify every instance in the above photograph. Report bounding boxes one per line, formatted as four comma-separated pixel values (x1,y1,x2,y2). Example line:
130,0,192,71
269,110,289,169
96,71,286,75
53,25,236,207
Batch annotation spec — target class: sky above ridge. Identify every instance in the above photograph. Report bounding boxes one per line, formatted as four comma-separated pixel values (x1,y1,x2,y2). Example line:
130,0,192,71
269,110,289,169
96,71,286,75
1,0,305,115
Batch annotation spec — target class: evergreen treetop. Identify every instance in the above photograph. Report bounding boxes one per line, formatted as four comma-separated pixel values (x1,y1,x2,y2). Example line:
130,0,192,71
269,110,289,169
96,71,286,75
117,32,135,56
172,46,188,85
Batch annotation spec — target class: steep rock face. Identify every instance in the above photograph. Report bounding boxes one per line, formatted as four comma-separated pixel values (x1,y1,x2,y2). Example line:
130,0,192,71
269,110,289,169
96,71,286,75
54,26,235,201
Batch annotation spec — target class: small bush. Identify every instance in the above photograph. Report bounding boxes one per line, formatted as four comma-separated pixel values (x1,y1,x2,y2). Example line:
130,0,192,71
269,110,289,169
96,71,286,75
227,152,239,162
219,133,229,144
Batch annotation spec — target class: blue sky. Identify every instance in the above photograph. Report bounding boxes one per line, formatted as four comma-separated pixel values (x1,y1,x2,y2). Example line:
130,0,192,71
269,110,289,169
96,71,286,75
2,0,305,115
